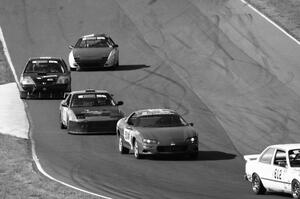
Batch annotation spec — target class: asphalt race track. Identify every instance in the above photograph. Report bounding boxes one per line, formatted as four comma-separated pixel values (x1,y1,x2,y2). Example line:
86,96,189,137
1,0,300,198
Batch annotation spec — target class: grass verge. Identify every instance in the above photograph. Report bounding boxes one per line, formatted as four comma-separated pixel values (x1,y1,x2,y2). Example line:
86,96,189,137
245,0,300,41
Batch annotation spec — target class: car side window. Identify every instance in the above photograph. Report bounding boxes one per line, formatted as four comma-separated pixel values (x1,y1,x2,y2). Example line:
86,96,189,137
274,150,287,167
259,148,275,164
127,113,137,126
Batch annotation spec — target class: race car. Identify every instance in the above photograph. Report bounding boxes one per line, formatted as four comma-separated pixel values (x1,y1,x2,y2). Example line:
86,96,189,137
116,109,198,159
68,33,119,71
59,89,124,134
19,57,71,99
244,144,300,198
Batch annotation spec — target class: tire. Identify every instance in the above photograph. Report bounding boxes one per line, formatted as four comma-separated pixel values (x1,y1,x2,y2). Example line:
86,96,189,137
20,91,27,99
189,152,198,160
118,136,129,154
252,173,266,195
60,113,67,129
60,121,67,129
292,180,300,199
134,141,143,159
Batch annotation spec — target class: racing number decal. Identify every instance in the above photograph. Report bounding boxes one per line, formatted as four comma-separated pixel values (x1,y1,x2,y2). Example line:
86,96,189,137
124,128,132,143
274,168,282,180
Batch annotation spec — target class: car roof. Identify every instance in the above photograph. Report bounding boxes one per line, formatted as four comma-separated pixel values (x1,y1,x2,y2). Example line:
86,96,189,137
81,33,108,39
69,89,109,95
29,57,63,61
135,109,177,117
268,143,300,151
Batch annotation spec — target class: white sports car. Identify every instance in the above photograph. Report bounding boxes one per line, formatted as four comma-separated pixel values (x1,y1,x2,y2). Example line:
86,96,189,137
244,144,300,198
68,33,119,71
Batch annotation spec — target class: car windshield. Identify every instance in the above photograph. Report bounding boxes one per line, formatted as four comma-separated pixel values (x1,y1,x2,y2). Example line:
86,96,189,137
71,93,114,107
289,149,300,167
135,114,188,127
75,37,110,48
25,60,64,73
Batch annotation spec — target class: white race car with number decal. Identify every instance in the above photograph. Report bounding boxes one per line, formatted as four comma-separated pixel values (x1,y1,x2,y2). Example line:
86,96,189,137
244,144,300,198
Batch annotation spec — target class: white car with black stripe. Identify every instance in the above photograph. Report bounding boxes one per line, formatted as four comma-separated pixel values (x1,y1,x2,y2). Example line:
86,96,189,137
244,144,300,198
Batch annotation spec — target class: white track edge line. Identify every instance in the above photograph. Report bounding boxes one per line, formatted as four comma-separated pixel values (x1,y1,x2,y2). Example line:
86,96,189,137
240,0,300,45
0,26,112,199
0,27,20,85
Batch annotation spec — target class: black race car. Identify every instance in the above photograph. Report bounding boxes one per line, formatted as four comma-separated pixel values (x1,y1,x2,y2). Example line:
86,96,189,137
19,57,71,99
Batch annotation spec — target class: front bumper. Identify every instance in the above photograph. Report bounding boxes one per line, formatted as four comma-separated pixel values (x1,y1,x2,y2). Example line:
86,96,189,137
68,119,118,134
21,83,70,93
140,143,198,155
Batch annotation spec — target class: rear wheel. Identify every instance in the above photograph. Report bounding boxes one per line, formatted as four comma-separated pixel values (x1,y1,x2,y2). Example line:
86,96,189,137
189,152,198,160
252,173,266,195
118,136,129,154
134,141,143,159
292,180,300,199
20,91,28,99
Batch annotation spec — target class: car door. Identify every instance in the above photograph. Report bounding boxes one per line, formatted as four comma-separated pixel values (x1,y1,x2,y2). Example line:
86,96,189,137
272,149,289,191
257,147,276,189
123,113,137,149
61,94,71,124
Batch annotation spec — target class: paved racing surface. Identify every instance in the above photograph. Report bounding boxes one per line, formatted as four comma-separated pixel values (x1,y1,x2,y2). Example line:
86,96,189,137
2,0,300,198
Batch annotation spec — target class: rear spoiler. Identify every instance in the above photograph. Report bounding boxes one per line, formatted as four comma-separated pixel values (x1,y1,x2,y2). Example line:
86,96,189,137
244,154,259,162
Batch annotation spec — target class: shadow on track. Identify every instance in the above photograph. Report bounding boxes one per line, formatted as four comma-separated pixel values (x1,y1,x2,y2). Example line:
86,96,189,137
146,151,236,161
73,64,150,72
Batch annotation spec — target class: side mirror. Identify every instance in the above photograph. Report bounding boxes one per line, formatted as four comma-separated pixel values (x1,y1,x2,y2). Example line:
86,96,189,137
189,123,194,127
68,45,74,49
61,102,68,107
278,161,287,168
113,44,119,48
116,101,124,106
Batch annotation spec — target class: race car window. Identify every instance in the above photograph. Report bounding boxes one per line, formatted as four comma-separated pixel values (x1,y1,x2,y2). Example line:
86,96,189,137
289,149,300,167
70,93,113,107
259,147,275,165
135,114,188,127
25,60,64,73
127,113,137,126
75,38,109,48
273,150,287,167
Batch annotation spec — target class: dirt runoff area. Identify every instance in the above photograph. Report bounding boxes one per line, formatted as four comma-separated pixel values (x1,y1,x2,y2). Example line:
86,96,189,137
245,0,300,40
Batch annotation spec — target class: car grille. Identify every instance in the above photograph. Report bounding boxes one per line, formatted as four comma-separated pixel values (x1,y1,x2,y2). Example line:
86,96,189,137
77,120,117,132
157,145,188,153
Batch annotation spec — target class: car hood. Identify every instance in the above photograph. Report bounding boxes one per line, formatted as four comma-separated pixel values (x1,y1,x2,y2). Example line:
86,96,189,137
72,48,112,60
135,126,196,144
71,106,123,119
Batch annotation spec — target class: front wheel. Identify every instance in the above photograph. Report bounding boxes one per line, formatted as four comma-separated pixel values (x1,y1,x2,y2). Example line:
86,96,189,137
252,173,266,195
292,180,300,199
134,141,143,159
118,136,129,154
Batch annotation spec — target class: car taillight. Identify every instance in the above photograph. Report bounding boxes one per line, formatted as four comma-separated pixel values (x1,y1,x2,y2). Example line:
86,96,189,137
20,76,35,85
57,76,70,84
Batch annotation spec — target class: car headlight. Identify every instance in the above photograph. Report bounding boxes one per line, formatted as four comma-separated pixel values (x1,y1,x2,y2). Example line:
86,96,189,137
143,138,159,144
106,49,117,65
57,76,70,84
68,110,78,122
20,76,35,85
186,136,198,143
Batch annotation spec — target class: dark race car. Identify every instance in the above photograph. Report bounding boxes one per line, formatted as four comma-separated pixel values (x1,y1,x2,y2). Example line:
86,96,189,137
59,89,124,134
116,109,198,159
19,57,71,99
68,33,119,71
